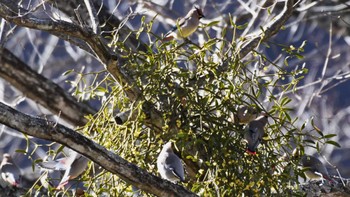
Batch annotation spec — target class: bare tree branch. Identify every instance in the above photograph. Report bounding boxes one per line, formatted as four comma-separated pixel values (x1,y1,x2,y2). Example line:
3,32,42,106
48,0,148,52
0,102,197,197
0,48,96,126
238,0,295,58
0,0,164,131
83,0,99,34
0,0,134,96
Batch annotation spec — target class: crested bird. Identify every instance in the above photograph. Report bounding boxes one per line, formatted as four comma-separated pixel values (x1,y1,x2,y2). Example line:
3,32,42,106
232,105,259,125
39,156,63,188
300,154,334,183
292,149,335,183
162,5,204,41
0,153,21,187
157,141,185,183
244,114,268,155
56,154,88,190
39,150,88,190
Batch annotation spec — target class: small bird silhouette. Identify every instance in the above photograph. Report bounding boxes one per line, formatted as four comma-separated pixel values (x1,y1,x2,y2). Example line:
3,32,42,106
162,6,204,41
292,149,335,183
300,154,334,183
39,150,88,190
232,105,259,125
157,141,185,183
244,114,268,155
0,153,21,187
39,156,64,188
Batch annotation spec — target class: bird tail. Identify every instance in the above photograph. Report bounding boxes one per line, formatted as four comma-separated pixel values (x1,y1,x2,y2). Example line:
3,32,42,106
161,35,174,42
324,175,336,183
38,160,67,171
56,179,69,190
246,149,257,155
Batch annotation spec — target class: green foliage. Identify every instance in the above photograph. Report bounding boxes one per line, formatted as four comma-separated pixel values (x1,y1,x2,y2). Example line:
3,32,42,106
31,14,339,196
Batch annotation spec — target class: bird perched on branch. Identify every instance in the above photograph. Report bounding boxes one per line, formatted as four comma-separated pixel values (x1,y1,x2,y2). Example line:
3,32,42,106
292,149,334,183
39,156,63,188
301,155,334,183
244,114,268,155
162,5,204,42
0,153,21,187
232,105,259,125
38,150,88,190
157,141,185,183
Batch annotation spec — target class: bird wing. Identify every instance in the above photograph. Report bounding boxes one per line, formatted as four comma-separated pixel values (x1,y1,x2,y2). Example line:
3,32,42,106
38,158,69,171
1,164,20,174
301,155,334,182
68,155,89,179
245,124,263,153
56,155,89,190
250,128,262,149
1,164,20,185
164,15,190,37
164,154,184,181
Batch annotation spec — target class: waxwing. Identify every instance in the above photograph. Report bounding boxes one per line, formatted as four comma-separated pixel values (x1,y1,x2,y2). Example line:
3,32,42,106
39,150,88,190
301,155,333,182
232,105,259,124
300,154,334,183
244,114,268,154
39,156,62,188
162,5,204,41
157,141,185,183
56,154,88,189
0,153,21,187
292,149,334,183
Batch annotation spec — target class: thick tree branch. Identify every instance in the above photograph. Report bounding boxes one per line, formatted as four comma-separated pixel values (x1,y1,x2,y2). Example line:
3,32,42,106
0,0,138,100
0,0,164,131
0,48,96,126
0,0,195,181
0,102,197,197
